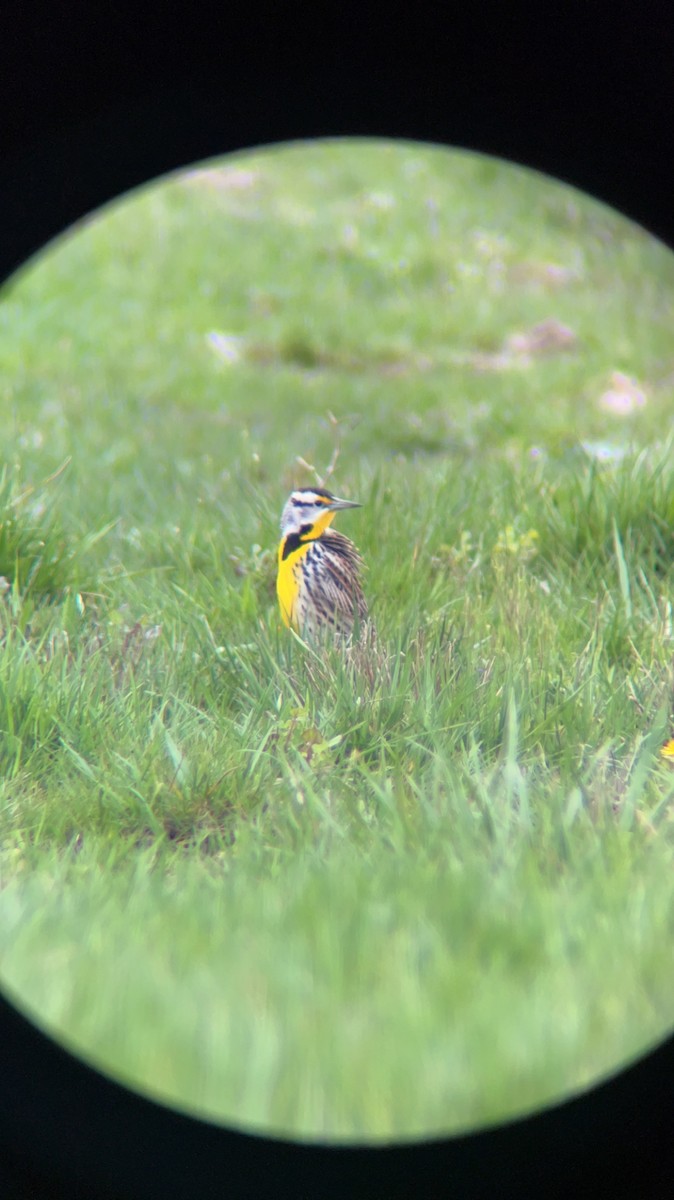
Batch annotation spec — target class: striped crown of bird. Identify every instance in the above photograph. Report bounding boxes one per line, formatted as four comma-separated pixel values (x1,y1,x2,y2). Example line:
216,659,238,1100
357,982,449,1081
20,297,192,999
276,486,368,640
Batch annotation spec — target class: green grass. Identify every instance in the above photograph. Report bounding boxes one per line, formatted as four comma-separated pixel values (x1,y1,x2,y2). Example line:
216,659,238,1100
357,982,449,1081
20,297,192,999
1,138,674,1141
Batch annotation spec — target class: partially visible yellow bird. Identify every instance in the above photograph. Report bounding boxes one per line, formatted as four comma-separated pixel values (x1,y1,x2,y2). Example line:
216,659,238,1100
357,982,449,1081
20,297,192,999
276,486,368,640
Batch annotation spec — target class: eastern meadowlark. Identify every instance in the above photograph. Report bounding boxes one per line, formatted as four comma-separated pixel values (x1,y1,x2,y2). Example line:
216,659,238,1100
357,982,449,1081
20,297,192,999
276,486,368,640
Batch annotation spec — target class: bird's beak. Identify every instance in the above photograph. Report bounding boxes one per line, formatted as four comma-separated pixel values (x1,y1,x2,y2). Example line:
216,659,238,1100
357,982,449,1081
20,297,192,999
327,496,361,511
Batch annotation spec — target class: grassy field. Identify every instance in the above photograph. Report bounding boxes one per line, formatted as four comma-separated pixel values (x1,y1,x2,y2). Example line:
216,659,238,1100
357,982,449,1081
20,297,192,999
1,138,674,1141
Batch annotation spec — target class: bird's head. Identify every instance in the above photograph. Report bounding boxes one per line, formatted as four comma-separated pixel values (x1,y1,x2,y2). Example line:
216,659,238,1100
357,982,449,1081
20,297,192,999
280,487,361,540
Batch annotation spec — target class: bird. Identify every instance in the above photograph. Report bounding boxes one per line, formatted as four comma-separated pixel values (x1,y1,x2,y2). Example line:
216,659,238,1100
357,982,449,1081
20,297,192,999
276,486,368,640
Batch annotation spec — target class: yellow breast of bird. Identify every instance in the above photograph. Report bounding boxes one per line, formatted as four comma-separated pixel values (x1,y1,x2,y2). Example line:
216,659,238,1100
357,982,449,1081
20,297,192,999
277,537,312,630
